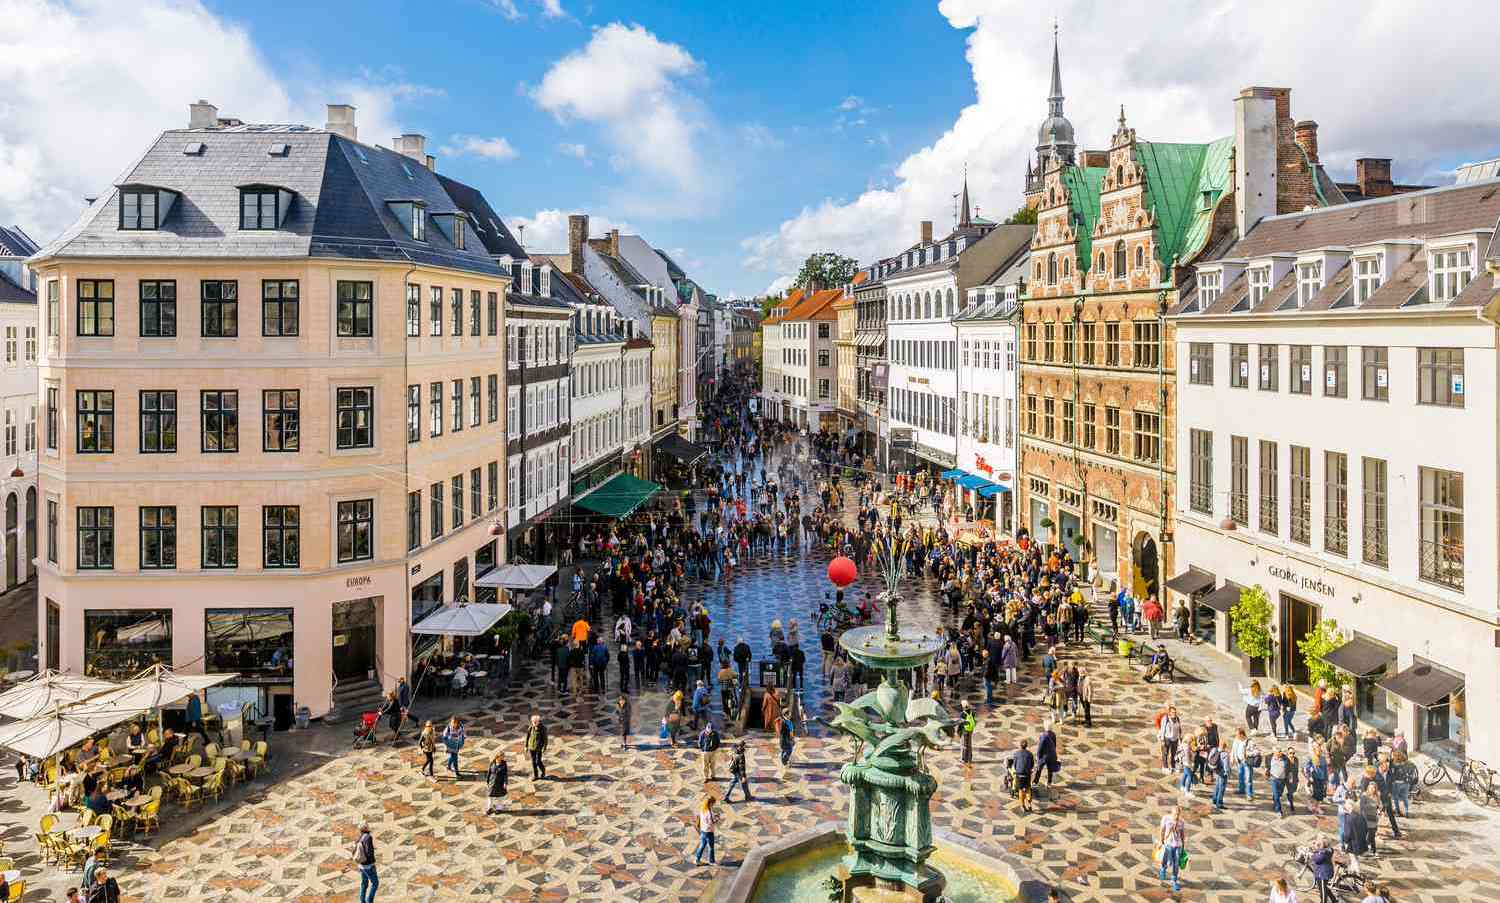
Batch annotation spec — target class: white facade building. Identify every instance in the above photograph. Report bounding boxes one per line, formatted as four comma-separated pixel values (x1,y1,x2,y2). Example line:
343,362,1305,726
1171,179,1500,762
954,254,1025,531
887,262,962,472
0,225,40,593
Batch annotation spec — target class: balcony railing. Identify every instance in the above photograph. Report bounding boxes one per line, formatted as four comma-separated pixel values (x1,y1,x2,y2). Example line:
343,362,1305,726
1419,538,1464,592
1323,517,1348,556
1189,483,1212,515
1290,503,1311,545
1259,499,1279,534
1230,490,1248,526
1362,524,1388,567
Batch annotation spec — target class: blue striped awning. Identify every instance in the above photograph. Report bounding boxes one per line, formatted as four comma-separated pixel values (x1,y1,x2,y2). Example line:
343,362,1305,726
940,469,964,480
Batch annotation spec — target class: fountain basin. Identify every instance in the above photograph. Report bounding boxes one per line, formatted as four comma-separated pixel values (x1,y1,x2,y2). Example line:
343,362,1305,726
715,822,1052,903
838,625,945,671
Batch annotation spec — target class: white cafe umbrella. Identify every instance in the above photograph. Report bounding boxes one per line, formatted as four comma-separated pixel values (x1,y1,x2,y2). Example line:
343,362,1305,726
410,603,513,638
0,670,120,720
473,563,557,590
108,664,238,712
0,697,141,759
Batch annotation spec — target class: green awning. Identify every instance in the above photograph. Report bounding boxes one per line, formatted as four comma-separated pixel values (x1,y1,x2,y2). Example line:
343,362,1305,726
573,472,661,518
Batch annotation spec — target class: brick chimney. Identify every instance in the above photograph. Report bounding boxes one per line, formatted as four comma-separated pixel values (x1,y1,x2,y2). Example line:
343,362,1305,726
607,229,620,257
1356,158,1394,198
189,100,218,129
568,214,589,275
920,220,933,244
324,104,357,141
1293,120,1319,163
394,134,427,163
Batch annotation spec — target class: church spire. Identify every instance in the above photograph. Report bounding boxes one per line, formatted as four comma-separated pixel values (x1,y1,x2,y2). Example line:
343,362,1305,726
1048,21,1064,116
959,166,972,227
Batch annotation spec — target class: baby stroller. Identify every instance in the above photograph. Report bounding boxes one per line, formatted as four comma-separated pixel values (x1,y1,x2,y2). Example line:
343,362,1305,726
353,711,381,746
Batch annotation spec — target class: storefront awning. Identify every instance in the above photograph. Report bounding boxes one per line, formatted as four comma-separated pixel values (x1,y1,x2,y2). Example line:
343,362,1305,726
1321,635,1397,678
1165,567,1216,596
654,433,708,466
573,472,661,518
1200,580,1244,613
1378,663,1465,707
977,483,1008,498
956,473,995,491
940,469,964,480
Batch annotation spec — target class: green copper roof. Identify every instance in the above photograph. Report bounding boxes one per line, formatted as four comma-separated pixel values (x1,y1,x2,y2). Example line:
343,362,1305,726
1135,137,1232,274
1063,166,1106,274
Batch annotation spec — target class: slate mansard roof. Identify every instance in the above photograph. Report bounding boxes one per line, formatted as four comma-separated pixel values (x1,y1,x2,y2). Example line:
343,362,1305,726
34,126,504,279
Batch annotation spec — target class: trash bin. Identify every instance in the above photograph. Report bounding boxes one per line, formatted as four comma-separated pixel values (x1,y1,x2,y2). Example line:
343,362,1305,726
294,705,311,730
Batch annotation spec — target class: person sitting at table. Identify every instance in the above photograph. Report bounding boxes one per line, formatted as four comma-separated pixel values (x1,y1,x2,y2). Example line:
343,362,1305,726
125,723,146,752
451,663,470,696
77,737,100,765
86,785,112,816
81,763,101,799
146,729,177,773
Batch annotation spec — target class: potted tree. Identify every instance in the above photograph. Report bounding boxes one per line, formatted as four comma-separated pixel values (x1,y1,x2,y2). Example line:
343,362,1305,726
1296,619,1350,693
1039,517,1056,549
1230,584,1274,677
1070,533,1091,581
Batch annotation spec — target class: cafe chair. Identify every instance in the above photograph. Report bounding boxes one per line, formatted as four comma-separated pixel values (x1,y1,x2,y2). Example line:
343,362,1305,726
202,771,226,804
92,830,112,865
4,879,24,902
140,798,162,835
203,743,219,761
185,754,201,770
0,856,13,872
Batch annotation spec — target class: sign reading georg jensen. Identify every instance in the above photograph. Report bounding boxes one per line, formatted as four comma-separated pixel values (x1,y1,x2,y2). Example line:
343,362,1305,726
1267,563,1335,598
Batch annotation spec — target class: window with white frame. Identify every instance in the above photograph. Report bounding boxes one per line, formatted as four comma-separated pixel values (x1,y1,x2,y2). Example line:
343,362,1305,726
1199,270,1222,306
1354,256,1382,303
1430,245,1474,301
1248,266,1271,304
1296,260,1323,305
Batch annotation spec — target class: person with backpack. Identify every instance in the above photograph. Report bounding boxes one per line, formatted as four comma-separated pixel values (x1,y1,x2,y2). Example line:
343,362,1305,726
698,721,722,781
441,717,466,780
725,739,754,802
352,825,377,902
691,680,711,731
776,709,796,778
1010,738,1036,814
958,701,976,765
1209,741,1229,810
732,637,753,686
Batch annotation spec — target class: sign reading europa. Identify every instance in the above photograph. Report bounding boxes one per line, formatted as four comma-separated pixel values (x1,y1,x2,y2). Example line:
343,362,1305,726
1267,564,1335,598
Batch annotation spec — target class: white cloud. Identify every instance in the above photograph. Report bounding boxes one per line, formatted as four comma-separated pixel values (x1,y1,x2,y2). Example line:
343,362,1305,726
739,123,784,151
557,142,591,164
540,0,566,19
0,0,429,243
506,208,633,252
839,95,864,112
763,274,794,296
533,23,714,216
441,134,519,160
487,0,522,21
744,0,1500,279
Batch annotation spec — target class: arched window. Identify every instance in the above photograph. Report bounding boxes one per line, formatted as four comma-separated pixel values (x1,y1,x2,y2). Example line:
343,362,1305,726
946,288,955,316
1136,246,1145,269
1063,256,1071,277
1115,165,1124,185
1047,252,1057,285
1115,241,1127,278
1098,251,1106,272
924,292,932,319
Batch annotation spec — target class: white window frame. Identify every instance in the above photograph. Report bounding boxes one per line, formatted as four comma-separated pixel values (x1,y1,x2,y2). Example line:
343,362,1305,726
1429,242,1475,302
1248,266,1272,305
1354,255,1383,304
1198,269,1222,306
1296,260,1324,305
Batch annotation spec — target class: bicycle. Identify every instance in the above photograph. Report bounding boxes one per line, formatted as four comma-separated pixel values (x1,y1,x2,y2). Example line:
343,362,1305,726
1284,844,1372,896
1428,757,1500,806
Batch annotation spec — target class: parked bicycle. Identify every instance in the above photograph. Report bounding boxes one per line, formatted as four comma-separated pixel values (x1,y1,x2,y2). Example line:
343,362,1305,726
1424,757,1500,806
1284,844,1372,896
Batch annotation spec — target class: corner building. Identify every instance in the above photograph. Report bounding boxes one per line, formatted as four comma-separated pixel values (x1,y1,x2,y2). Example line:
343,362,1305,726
32,103,509,723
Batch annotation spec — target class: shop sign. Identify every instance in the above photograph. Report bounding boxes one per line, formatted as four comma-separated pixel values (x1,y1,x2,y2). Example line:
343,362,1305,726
346,574,373,589
1267,563,1335,597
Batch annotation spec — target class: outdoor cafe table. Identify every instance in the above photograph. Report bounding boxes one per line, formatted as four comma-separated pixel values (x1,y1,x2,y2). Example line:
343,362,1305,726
2,870,19,884
167,764,195,777
67,825,103,842
106,789,129,803
123,794,152,807
187,767,215,780
223,749,249,760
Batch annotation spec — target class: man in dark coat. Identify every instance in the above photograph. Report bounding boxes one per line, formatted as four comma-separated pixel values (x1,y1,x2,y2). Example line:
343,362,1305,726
1032,723,1060,792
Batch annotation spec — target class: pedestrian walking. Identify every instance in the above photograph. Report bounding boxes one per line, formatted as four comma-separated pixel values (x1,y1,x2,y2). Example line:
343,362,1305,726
725,740,754,802
1156,804,1186,893
441,717,466,779
352,825,378,903
617,695,632,749
698,720,722,781
1270,875,1299,903
1078,667,1094,727
417,721,436,778
776,709,796,778
485,751,509,815
958,701,976,765
525,714,549,780
1310,836,1337,903
1158,705,1182,772
692,793,720,866
1209,741,1229,810
1010,738,1036,813
1033,720,1060,793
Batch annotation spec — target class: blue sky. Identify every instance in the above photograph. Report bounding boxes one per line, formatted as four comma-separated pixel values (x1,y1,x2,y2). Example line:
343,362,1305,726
3,0,1499,299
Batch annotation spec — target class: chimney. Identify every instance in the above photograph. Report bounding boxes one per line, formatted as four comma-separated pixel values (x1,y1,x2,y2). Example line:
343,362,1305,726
425,154,436,172
1293,120,1319,164
607,229,620,257
1234,86,1281,239
189,100,218,129
568,214,589,275
324,104,357,141
1356,158,1394,198
394,133,427,163
920,220,933,244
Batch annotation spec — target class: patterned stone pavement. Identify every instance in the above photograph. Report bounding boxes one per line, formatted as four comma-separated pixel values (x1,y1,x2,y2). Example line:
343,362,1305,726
8,548,1500,902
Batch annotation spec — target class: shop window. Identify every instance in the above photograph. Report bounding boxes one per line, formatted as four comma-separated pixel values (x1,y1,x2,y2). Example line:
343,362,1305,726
85,609,171,678
205,608,293,678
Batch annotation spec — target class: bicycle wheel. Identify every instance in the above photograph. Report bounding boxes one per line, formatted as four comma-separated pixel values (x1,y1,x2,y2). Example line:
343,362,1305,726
1285,858,1314,892
1460,770,1488,806
1423,763,1446,787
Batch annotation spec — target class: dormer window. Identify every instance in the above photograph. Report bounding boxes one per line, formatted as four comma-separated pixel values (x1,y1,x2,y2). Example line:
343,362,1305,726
120,188,158,230
1430,246,1474,301
387,200,428,241
411,207,426,241
239,187,286,230
1296,260,1323,305
454,217,466,250
540,265,552,298
1248,266,1272,304
1199,270,1222,306
1354,256,1383,303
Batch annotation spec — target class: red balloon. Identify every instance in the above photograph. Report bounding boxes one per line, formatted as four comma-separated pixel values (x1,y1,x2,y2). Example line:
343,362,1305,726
827,556,858,587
